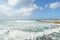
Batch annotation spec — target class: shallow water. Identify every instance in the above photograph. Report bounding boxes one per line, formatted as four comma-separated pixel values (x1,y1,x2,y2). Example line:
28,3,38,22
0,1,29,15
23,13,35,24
0,20,60,40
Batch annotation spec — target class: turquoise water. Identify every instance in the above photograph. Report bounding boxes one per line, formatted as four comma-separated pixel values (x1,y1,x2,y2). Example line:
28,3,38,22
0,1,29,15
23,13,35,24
0,20,60,40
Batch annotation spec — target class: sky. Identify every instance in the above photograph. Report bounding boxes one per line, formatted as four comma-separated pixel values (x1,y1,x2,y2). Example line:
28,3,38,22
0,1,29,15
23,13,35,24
0,0,60,20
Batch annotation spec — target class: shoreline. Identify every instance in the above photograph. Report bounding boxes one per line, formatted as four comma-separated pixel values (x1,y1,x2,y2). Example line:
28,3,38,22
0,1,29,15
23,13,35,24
36,20,60,24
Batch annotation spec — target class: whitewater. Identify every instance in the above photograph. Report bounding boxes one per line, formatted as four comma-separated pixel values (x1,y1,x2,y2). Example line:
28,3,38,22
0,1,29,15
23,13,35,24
0,20,60,40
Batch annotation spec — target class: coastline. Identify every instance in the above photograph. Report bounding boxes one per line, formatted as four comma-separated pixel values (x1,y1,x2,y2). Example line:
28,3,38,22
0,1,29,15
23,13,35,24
36,20,60,24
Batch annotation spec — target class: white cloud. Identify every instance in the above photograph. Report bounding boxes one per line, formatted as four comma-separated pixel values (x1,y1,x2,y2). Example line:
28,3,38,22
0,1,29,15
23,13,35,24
8,0,34,7
0,4,12,16
8,0,19,6
0,0,38,17
12,4,38,16
0,5,12,15
0,4,37,16
49,2,60,9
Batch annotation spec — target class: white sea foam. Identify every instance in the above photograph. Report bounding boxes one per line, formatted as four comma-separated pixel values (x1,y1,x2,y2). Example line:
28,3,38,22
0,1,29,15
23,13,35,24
0,27,60,40
0,20,60,40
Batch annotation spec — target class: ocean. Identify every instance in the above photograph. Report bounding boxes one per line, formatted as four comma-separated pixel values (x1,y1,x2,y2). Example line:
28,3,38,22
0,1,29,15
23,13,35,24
0,20,60,40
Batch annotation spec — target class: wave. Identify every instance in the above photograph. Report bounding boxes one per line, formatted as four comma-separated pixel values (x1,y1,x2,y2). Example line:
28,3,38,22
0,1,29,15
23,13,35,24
0,26,60,40
0,20,60,40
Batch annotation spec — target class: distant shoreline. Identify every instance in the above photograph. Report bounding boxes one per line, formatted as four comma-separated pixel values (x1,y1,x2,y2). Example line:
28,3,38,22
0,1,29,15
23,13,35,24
36,20,60,24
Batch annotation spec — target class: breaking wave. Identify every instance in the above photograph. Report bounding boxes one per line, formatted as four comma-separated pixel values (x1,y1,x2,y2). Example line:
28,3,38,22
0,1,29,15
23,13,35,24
0,20,60,40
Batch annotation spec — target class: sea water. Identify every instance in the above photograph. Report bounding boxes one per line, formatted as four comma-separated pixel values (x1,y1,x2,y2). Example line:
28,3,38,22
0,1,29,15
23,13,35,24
0,20,60,40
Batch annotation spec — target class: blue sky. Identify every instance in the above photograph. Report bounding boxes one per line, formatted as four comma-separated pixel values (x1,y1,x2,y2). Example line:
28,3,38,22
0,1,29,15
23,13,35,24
0,0,60,20
33,0,60,19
